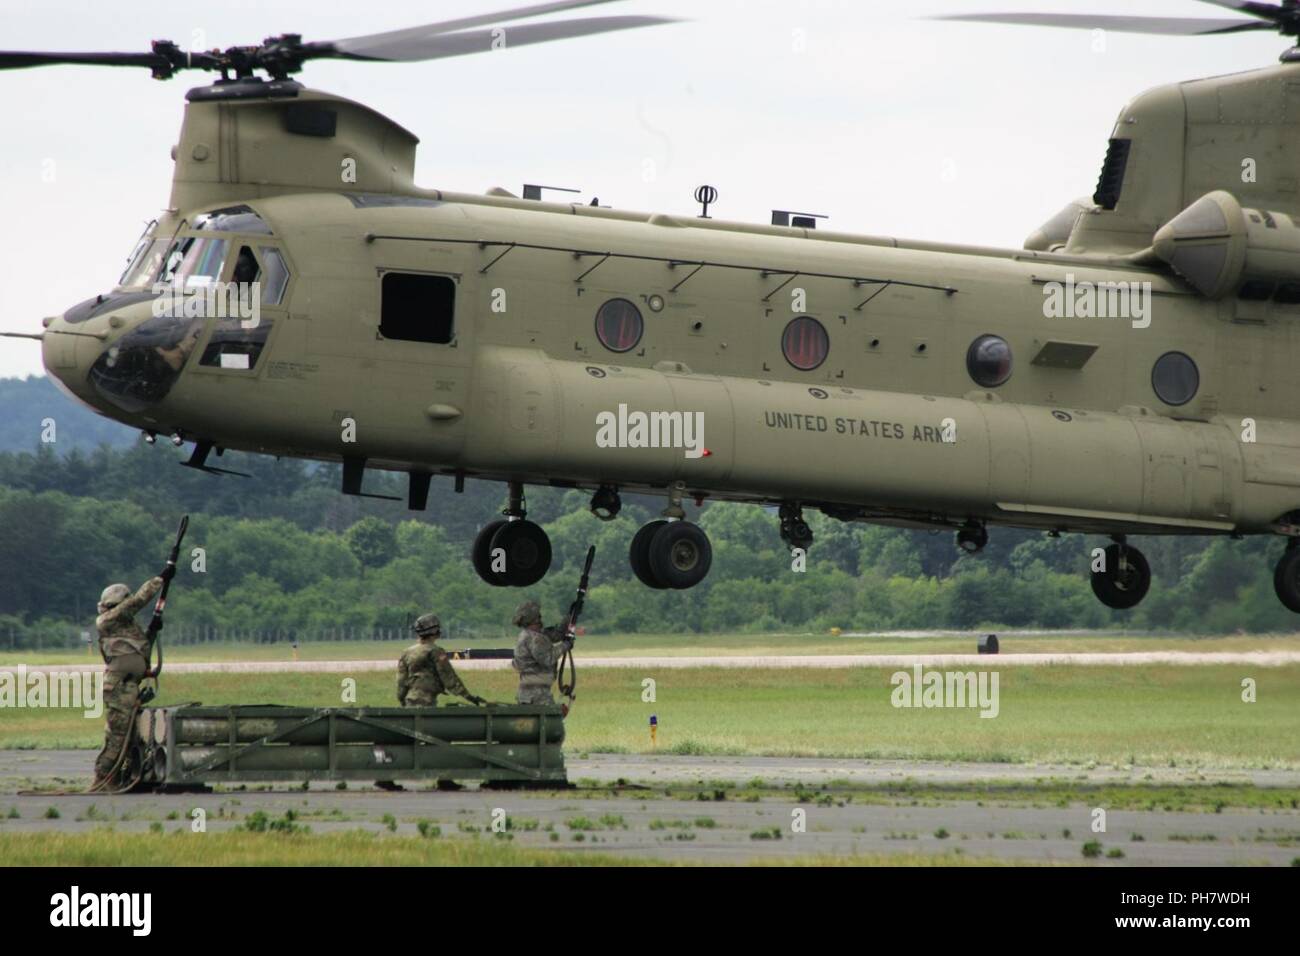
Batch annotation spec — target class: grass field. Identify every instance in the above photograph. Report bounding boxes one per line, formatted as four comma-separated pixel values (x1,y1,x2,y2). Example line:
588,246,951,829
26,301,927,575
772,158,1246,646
2,630,1296,666
4,665,1297,768
0,830,1015,866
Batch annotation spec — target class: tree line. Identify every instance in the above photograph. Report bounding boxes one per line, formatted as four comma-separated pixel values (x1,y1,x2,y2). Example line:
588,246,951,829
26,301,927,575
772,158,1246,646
0,439,1289,649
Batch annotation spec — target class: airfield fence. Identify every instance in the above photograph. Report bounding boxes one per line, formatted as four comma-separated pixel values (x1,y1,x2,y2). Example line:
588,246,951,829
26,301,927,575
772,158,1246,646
5,623,519,653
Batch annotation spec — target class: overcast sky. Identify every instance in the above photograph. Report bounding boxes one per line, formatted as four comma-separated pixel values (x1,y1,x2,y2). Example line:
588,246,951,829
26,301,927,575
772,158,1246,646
0,0,1285,377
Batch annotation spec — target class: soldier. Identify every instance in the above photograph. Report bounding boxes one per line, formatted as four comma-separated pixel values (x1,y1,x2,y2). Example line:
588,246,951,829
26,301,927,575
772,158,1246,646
92,573,167,788
511,600,572,706
380,613,484,792
396,614,485,708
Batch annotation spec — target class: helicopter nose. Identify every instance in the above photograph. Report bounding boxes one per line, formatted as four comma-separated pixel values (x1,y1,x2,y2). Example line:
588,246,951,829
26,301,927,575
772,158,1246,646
41,314,108,410
58,298,207,416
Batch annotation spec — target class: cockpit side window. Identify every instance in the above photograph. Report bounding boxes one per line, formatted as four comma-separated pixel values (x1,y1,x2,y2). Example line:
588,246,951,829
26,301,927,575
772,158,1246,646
198,313,274,371
195,243,289,373
260,247,290,306
224,244,291,307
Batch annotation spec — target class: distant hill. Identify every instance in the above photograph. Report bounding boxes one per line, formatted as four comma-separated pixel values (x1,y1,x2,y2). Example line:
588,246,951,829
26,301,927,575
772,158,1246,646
0,376,138,454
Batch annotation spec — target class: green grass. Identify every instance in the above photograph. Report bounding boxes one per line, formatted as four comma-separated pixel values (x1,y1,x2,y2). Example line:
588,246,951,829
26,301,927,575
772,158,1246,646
3,664,1297,768
792,782,1300,812
2,630,1296,666
0,831,1027,866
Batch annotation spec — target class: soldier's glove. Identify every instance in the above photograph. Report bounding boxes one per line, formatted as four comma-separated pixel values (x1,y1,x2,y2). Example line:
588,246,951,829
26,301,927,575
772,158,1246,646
160,565,176,583
467,695,488,706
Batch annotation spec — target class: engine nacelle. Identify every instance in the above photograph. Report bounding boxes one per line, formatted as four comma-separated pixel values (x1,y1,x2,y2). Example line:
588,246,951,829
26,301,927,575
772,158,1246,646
1152,190,1300,301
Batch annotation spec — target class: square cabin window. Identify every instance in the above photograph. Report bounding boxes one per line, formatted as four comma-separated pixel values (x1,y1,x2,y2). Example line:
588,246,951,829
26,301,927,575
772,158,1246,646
380,272,455,344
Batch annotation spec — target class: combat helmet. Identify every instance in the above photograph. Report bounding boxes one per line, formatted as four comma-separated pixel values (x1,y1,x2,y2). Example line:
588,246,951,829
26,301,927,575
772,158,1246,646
412,613,441,638
512,600,542,628
98,583,131,612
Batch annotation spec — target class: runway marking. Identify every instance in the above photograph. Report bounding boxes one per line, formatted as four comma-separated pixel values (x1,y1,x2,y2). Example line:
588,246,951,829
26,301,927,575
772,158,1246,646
4,650,1299,675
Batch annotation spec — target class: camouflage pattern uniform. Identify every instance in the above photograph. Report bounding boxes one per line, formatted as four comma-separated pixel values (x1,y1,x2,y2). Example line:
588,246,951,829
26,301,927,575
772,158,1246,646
396,614,478,707
382,613,480,793
511,600,571,705
93,577,163,785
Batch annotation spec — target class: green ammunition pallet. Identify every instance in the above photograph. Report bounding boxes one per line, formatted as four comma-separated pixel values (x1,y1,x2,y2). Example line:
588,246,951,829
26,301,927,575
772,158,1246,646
132,704,567,787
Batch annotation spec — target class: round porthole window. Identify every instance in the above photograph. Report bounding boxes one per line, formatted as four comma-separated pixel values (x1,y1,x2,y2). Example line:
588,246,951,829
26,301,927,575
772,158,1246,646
781,316,829,370
594,298,643,353
966,334,1012,388
1151,351,1199,406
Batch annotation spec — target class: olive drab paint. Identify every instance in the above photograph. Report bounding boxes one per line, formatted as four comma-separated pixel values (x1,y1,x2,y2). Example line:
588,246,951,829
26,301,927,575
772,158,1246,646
32,44,1300,604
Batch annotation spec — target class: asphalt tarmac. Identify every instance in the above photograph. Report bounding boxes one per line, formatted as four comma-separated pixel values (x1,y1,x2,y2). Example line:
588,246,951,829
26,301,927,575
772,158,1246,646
2,750,1296,864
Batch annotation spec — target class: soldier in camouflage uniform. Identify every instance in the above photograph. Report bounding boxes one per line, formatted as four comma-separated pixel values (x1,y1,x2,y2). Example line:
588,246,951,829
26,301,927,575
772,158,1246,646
511,600,572,706
93,574,167,787
379,613,484,792
396,614,485,707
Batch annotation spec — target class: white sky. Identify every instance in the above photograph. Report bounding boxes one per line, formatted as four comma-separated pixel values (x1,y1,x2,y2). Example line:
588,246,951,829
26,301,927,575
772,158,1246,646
0,0,1284,377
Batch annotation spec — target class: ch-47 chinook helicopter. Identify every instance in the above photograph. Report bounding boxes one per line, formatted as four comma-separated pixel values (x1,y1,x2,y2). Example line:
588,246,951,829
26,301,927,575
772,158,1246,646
12,0,1300,612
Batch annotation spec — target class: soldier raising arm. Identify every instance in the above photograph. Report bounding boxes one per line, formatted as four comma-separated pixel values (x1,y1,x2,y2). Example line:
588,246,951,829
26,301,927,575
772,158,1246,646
97,577,164,668
511,600,572,706
93,575,166,788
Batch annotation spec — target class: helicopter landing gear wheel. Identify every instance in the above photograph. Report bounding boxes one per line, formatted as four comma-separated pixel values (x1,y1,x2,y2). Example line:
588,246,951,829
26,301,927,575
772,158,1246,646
956,523,988,554
1090,542,1150,610
591,485,621,521
489,519,552,587
472,519,509,586
629,520,670,589
779,502,813,552
1272,543,1300,612
646,521,713,590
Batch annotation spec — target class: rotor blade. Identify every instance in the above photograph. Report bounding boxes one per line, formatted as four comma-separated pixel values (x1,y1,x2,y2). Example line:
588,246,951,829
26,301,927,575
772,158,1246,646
328,14,680,62
0,50,169,71
328,0,625,49
933,13,1273,35
1193,1,1284,20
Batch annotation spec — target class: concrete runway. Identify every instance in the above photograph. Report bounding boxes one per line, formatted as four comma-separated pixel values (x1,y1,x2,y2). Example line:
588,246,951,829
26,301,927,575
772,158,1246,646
6,650,1300,676
3,750,1296,865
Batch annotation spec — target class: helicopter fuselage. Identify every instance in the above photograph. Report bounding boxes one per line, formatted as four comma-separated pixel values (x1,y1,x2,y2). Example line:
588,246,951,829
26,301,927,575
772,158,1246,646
36,77,1300,599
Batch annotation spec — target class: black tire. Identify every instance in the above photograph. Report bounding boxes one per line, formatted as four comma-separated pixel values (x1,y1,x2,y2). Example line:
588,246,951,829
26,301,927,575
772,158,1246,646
1273,547,1300,612
1090,543,1150,610
630,520,670,589
956,526,988,554
787,519,813,551
472,519,509,586
490,519,552,587
647,520,713,590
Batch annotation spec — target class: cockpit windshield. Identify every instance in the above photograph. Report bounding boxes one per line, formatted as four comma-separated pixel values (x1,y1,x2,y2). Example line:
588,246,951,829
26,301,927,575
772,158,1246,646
119,238,168,288
118,219,166,289
158,236,230,289
117,206,273,291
